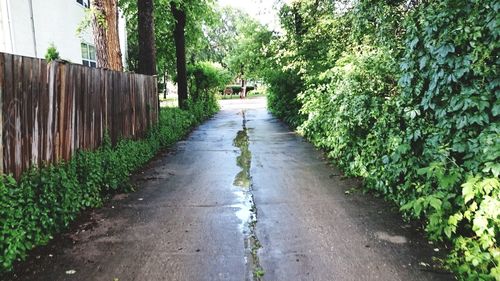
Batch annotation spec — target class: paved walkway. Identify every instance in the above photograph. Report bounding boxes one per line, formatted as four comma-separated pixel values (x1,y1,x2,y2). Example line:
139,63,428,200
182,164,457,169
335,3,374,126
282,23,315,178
10,97,453,281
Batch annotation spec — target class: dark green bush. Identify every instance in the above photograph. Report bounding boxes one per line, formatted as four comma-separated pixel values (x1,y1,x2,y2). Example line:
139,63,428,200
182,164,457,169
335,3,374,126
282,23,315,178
228,85,242,94
266,69,305,128
396,1,499,278
0,100,218,273
267,0,499,279
188,61,232,100
299,46,400,180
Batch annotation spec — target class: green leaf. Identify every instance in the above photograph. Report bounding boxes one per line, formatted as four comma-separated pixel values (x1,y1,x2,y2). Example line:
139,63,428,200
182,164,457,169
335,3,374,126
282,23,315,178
472,216,488,235
414,199,423,217
419,56,428,70
429,197,442,211
462,183,475,204
438,173,459,189
401,201,414,211
417,167,429,176
482,162,500,178
492,103,500,117
444,226,452,238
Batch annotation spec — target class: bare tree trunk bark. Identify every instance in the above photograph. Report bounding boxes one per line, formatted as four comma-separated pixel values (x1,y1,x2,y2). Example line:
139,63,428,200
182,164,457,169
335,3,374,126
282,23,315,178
92,0,109,68
91,0,123,71
105,0,123,70
171,3,188,109
137,0,156,75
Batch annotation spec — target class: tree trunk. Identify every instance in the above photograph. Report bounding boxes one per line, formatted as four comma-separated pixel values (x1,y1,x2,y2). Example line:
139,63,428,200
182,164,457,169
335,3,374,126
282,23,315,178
163,72,167,99
105,0,122,70
91,0,123,71
137,0,156,75
171,3,188,109
240,64,245,98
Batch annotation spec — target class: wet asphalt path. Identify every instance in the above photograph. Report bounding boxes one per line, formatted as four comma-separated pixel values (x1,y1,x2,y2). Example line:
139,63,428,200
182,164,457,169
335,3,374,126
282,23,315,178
9,97,453,281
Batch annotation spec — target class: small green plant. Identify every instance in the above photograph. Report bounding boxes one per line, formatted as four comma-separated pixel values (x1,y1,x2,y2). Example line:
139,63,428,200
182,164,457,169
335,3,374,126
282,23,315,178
253,267,265,278
44,43,60,62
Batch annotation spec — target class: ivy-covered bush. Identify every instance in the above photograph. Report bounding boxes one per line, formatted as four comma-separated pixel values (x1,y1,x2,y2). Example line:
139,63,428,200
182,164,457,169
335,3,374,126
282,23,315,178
266,68,306,128
0,100,218,273
397,1,499,279
266,0,499,279
299,45,400,181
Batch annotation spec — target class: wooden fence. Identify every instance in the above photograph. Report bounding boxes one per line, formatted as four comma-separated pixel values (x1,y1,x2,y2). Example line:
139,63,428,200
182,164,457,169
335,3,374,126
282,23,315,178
0,52,158,178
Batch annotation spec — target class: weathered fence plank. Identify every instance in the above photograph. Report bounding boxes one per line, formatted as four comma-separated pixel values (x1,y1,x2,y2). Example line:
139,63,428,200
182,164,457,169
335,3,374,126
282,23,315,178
0,52,158,178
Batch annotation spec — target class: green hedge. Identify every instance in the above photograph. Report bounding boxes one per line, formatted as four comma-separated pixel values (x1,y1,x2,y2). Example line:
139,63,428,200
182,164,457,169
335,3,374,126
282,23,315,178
188,61,232,100
266,69,305,128
267,0,499,280
228,85,242,94
0,99,219,272
397,2,499,278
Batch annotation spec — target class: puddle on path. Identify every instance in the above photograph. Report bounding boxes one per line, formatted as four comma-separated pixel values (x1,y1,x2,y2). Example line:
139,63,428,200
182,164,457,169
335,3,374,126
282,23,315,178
233,115,251,188
232,110,264,281
232,110,253,234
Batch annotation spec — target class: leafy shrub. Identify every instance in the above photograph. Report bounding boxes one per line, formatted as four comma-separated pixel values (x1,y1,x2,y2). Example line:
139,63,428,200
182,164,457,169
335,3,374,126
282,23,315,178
227,85,242,94
224,85,256,96
44,43,60,62
267,0,499,279
0,99,218,273
299,46,399,180
266,69,306,128
188,61,232,100
396,1,500,279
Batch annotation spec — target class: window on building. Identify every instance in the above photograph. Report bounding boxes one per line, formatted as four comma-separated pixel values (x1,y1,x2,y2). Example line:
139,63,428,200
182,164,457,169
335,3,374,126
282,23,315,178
81,43,97,67
76,0,90,8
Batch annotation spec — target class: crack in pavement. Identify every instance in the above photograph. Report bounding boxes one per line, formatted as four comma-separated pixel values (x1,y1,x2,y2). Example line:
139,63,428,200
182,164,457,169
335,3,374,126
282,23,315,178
232,110,264,281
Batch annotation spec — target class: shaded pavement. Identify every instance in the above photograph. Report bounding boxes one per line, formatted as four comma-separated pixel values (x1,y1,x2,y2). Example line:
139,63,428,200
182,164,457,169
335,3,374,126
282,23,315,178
8,97,454,281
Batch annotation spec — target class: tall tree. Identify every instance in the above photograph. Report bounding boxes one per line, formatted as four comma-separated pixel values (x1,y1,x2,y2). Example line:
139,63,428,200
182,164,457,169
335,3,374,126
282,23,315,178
91,0,123,71
137,0,157,75
171,2,188,108
198,7,241,68
226,12,272,82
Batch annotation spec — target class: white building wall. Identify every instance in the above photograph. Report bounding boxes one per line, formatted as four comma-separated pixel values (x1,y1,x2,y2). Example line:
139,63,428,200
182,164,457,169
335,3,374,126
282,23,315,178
0,0,13,53
31,0,94,62
0,0,127,67
1,0,36,56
